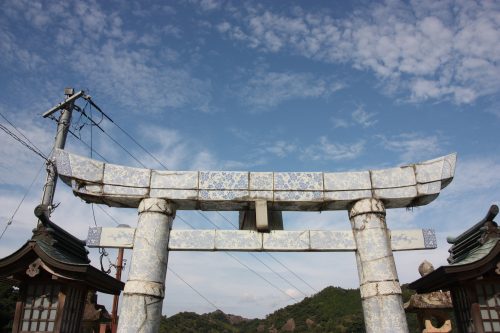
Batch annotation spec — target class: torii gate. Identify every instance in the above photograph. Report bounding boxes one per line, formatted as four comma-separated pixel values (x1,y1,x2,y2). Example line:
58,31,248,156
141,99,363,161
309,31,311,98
52,148,456,333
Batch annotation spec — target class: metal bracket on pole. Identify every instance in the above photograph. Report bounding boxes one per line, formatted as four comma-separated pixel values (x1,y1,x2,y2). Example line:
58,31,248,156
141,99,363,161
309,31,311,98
42,89,84,119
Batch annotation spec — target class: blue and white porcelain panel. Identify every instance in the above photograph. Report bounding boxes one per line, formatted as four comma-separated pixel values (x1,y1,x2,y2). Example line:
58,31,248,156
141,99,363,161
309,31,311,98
54,150,456,210
151,171,198,189
104,163,151,187
415,159,444,183
69,152,104,182
249,172,273,190
149,189,198,200
273,172,323,191
441,154,456,180
169,230,215,250
324,189,372,201
274,191,323,202
371,166,416,188
416,182,441,195
248,190,273,201
199,190,249,201
103,184,149,196
199,171,248,190
263,231,310,250
324,171,371,191
54,149,72,177
215,230,262,250
310,230,356,250
374,186,417,199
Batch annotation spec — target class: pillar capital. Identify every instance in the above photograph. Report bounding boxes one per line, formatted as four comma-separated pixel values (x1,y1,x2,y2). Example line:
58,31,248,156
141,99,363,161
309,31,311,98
138,198,175,216
349,198,385,219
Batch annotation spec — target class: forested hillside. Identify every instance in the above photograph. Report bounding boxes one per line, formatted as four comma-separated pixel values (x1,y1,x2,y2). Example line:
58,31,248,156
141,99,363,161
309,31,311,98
160,285,420,333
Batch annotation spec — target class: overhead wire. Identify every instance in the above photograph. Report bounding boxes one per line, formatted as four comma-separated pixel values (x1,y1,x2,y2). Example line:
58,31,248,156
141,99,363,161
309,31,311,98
76,97,309,303
83,95,169,170
216,211,318,293
0,112,59,240
209,212,310,298
0,111,46,158
0,162,45,241
0,123,49,162
168,268,219,311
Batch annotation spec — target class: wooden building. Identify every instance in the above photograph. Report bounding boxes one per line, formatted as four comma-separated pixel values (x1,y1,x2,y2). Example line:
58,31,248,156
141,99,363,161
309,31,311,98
409,205,500,333
0,205,123,332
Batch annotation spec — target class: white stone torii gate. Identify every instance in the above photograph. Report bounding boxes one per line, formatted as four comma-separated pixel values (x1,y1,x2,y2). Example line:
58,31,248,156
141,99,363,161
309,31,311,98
52,148,456,333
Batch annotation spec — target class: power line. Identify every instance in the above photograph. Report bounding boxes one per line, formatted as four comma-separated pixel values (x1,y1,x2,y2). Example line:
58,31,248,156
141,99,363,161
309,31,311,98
197,211,303,300
0,111,46,158
95,205,120,226
0,161,45,241
72,107,147,168
224,251,298,301
67,129,109,162
168,267,219,311
265,253,319,293
0,123,49,162
79,97,169,170
76,97,303,303
175,215,196,229
213,211,310,297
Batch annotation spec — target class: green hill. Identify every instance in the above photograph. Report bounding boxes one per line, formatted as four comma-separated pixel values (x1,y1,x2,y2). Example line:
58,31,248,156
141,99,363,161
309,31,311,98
160,285,419,332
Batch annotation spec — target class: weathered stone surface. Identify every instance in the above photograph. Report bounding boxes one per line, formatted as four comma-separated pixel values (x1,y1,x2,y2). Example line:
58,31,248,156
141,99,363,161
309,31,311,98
324,171,371,191
263,231,309,251
53,149,457,211
86,227,437,251
168,230,215,250
349,198,409,333
117,198,174,333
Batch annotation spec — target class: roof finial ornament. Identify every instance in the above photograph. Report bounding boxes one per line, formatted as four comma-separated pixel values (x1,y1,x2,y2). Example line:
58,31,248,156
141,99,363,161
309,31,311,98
419,260,434,277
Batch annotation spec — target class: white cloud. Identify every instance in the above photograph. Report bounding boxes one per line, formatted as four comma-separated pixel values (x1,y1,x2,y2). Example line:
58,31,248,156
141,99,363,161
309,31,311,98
303,136,364,161
218,1,500,104
238,71,344,110
264,141,297,158
331,118,350,128
379,133,442,161
1,0,214,114
449,157,500,195
352,106,377,127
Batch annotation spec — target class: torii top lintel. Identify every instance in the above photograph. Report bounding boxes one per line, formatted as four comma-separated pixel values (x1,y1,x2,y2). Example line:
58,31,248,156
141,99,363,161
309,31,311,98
53,149,456,211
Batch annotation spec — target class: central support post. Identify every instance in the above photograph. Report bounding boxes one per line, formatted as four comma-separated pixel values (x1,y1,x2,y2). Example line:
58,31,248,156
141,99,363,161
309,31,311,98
117,198,175,333
349,198,409,333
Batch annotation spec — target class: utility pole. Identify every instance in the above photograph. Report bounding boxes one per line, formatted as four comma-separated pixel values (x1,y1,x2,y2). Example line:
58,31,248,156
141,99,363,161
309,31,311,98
111,247,125,333
41,88,83,212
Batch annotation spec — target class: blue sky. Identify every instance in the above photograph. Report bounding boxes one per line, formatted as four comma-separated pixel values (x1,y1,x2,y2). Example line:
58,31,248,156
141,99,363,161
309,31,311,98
0,0,499,319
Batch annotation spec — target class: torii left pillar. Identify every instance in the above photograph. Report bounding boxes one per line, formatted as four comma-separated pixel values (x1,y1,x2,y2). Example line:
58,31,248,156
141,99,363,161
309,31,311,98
117,198,175,332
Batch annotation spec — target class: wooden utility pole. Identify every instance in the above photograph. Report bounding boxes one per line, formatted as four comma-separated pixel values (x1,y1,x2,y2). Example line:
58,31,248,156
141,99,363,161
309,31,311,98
111,248,125,333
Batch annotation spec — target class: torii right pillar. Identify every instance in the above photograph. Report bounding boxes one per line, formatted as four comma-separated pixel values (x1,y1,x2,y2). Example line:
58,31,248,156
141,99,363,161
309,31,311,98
349,198,409,333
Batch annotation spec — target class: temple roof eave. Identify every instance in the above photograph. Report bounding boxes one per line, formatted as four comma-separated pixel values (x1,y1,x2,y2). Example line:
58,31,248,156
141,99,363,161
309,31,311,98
0,241,124,294
408,240,500,293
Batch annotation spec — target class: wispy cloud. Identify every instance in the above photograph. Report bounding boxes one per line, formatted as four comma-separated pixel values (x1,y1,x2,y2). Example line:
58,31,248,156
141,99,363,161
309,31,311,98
352,106,377,127
238,70,344,110
378,133,442,161
450,157,500,194
303,136,365,161
332,105,377,129
218,1,500,104
261,140,297,158
1,0,214,114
